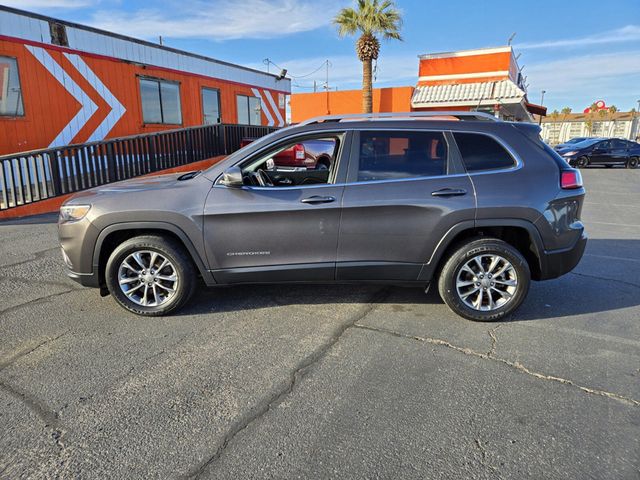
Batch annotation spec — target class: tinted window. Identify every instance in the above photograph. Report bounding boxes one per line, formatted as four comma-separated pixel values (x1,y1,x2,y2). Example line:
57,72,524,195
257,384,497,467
357,131,447,182
610,139,627,149
454,133,515,172
139,78,182,124
0,57,24,116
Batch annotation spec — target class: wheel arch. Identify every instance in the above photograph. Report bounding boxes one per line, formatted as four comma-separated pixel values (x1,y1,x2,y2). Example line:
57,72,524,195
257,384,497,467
93,222,214,288
420,219,545,282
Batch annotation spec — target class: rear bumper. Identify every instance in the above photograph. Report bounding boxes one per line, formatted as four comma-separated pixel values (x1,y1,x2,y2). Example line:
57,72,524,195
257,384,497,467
538,232,588,280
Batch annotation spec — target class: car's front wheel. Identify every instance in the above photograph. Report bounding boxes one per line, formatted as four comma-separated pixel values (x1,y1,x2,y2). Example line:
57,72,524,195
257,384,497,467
627,157,639,169
105,235,196,316
437,238,531,322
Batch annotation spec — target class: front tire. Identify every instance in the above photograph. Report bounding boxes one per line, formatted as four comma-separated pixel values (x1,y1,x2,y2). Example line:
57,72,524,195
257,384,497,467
105,235,196,316
437,238,531,322
627,157,639,169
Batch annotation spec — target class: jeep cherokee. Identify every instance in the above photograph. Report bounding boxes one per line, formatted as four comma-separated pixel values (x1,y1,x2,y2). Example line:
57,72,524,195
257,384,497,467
58,112,587,321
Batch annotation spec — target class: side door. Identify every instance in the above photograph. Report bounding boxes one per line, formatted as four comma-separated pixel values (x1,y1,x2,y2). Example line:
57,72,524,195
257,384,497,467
590,140,610,165
336,129,475,281
608,139,630,165
203,131,351,283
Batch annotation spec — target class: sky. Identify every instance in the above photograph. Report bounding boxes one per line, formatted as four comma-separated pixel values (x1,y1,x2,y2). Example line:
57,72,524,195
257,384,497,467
4,0,640,112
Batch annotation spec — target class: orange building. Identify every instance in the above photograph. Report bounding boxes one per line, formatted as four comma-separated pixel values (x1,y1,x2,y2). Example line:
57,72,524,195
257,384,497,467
291,46,545,123
0,6,290,156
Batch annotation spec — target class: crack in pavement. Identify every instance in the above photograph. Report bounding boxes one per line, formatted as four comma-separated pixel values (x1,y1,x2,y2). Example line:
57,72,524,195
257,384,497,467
0,247,60,270
0,289,79,317
0,330,73,472
353,324,640,407
487,325,502,357
183,288,391,480
0,274,80,290
474,438,498,473
569,271,640,290
0,331,69,371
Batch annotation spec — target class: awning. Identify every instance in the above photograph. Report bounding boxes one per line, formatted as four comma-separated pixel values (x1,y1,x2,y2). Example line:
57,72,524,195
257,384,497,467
525,102,547,117
411,79,525,108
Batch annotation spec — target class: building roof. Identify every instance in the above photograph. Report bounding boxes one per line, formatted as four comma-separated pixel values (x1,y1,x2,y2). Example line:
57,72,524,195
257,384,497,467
411,79,525,108
418,46,512,60
0,5,290,93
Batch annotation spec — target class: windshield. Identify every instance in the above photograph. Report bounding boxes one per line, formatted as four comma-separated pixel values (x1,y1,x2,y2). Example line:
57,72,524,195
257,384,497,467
569,138,602,149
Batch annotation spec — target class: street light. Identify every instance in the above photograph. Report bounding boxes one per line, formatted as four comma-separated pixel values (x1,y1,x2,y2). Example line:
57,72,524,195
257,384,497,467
538,90,546,125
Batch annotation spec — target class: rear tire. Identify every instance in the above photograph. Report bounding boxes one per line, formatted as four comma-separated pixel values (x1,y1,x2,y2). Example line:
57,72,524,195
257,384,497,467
627,157,639,169
105,235,196,316
437,238,531,322
576,156,589,168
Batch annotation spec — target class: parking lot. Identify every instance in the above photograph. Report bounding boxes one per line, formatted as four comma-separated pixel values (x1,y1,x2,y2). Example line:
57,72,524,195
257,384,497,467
1,169,638,479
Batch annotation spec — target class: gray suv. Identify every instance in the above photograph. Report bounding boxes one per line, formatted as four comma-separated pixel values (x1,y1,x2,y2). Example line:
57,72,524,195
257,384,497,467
58,112,587,321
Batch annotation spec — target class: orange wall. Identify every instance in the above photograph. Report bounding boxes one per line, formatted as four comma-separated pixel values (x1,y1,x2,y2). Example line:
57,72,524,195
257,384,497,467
418,51,512,85
291,86,413,123
0,36,286,156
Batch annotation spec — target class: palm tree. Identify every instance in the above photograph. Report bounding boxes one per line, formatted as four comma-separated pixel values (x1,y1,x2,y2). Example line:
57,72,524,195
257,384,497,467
334,0,402,113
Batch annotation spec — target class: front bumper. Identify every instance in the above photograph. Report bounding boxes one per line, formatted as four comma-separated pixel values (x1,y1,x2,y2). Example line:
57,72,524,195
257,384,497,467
538,232,588,280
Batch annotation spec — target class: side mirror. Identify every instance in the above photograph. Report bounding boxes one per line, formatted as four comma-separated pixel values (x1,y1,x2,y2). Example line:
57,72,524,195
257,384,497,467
221,166,244,187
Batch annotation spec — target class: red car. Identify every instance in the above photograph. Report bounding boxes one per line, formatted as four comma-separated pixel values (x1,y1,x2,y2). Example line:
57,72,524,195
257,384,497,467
240,138,334,170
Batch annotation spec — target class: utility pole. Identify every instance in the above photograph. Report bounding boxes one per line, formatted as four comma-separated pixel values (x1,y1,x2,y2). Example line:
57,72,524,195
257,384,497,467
325,60,330,114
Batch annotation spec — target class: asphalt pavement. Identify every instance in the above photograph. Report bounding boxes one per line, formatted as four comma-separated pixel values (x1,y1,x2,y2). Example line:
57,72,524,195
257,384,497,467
0,169,638,479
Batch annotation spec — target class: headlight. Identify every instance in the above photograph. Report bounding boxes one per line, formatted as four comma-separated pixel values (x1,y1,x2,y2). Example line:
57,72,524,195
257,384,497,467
59,205,91,224
561,151,578,157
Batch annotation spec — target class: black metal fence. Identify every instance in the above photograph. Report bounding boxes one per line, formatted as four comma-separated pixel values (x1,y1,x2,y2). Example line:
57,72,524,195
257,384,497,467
0,123,277,211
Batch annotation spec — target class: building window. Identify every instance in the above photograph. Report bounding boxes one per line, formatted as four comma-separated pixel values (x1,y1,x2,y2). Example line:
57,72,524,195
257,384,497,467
357,131,448,182
569,122,583,137
613,122,627,138
453,132,516,172
0,57,24,117
236,95,261,125
139,78,182,125
201,87,221,125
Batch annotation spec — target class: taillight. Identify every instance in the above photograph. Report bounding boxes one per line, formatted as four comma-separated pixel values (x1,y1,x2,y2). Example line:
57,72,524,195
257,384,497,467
560,169,583,189
294,144,305,160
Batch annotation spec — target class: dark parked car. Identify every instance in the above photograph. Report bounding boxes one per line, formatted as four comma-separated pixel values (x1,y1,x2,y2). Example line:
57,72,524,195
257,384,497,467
557,138,640,168
59,112,587,321
554,137,589,150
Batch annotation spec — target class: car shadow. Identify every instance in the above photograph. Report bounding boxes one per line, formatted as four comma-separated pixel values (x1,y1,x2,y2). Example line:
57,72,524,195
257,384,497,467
0,212,59,225
178,238,640,322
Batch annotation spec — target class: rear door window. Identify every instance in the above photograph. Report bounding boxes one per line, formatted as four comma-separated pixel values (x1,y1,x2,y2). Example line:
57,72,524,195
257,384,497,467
453,132,516,172
356,131,448,182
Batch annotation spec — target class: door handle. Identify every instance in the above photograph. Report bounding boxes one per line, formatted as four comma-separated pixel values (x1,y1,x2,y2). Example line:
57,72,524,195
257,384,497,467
301,195,336,204
431,188,467,197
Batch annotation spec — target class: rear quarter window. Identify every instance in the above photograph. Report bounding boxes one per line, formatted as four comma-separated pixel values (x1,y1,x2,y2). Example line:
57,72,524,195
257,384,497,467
453,132,516,172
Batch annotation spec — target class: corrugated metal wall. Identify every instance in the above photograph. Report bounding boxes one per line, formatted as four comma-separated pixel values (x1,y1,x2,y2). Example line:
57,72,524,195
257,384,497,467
0,7,290,156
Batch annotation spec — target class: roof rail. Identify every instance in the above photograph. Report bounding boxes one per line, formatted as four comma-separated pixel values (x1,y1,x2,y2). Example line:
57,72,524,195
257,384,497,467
297,111,500,126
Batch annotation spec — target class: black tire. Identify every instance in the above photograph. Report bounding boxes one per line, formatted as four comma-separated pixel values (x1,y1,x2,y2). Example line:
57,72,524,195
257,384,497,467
315,161,329,170
437,238,531,322
627,157,639,169
576,156,589,168
105,235,196,316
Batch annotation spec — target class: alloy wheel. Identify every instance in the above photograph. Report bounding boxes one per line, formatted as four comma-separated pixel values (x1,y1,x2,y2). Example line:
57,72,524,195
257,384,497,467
456,254,518,311
117,250,178,307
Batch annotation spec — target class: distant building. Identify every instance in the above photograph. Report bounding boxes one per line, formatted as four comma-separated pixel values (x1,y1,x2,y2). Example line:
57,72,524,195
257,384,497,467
291,46,545,123
540,111,640,145
0,6,290,156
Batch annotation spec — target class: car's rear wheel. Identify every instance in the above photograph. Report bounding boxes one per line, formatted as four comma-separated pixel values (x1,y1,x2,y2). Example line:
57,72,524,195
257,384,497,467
437,238,530,322
627,157,639,169
105,235,196,316
576,156,589,168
